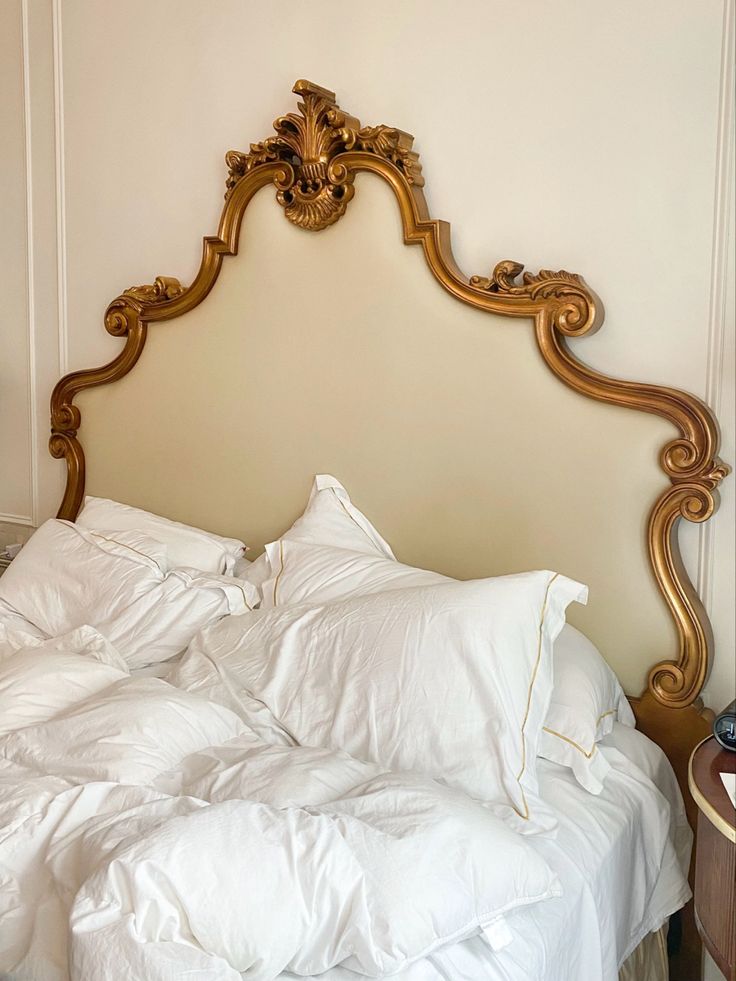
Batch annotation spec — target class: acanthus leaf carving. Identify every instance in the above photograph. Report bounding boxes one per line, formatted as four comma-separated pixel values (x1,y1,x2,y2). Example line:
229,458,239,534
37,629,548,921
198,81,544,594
471,260,593,336
470,259,584,297
122,276,184,306
225,79,422,230
103,276,184,337
353,125,423,187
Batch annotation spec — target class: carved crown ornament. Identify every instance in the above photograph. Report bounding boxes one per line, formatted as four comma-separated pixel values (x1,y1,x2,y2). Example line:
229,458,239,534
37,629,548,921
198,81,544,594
224,79,423,231
49,79,729,724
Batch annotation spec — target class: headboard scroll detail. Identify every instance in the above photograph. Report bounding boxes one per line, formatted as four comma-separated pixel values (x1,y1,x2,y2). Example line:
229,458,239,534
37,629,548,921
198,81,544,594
50,79,728,721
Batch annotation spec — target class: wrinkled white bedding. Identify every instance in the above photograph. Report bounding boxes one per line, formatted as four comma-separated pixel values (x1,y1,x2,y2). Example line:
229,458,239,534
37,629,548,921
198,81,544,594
0,625,559,980
281,730,690,981
0,616,691,981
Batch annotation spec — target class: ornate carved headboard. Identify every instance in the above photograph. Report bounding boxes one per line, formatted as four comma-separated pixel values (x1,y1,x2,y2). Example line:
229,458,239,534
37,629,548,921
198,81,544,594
49,79,728,826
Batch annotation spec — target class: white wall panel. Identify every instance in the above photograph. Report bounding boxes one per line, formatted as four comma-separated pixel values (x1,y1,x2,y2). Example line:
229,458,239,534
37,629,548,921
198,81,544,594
0,0,32,522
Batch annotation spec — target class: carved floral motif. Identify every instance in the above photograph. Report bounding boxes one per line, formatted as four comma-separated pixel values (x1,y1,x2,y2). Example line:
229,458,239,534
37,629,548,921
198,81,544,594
225,79,423,230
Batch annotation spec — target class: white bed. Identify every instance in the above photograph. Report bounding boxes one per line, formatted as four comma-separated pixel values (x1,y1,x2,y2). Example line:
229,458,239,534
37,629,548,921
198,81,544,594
0,609,688,980
4,78,728,980
0,504,689,980
274,723,690,981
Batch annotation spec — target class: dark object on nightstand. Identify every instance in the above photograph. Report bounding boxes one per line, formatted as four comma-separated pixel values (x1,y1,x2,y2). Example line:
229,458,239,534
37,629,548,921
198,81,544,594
689,735,736,980
714,700,736,752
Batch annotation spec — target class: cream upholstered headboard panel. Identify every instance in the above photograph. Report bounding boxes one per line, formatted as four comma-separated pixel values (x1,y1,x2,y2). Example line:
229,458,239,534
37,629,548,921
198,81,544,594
51,80,727,733
77,177,673,695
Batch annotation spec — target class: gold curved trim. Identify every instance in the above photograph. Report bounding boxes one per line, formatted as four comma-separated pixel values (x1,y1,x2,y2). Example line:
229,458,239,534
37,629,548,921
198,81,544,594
49,79,729,712
688,735,736,843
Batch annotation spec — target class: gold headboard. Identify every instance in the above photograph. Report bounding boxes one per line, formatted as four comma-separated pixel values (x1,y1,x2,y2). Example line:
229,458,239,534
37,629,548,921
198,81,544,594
49,79,728,786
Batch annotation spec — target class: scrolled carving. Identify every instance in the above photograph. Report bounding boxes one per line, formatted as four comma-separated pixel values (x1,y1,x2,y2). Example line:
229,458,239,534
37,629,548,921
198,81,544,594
660,436,729,487
51,403,80,433
104,302,136,338
352,125,423,186
49,432,86,521
225,79,422,230
471,260,595,336
645,481,721,707
123,276,184,306
103,277,184,337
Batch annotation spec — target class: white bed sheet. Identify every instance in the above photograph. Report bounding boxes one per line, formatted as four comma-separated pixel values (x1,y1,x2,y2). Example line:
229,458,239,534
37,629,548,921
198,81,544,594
279,723,691,981
0,597,691,981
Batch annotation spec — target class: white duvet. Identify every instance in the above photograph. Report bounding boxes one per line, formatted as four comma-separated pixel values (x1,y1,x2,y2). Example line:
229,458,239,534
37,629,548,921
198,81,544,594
0,617,690,981
0,625,561,981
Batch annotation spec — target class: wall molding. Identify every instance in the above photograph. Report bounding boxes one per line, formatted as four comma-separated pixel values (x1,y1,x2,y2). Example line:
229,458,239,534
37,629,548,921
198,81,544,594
13,0,65,527
0,513,34,526
697,0,735,616
21,0,39,526
52,0,67,378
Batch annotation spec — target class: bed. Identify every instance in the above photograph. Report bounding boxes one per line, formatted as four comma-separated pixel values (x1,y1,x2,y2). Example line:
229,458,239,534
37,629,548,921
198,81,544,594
0,79,729,980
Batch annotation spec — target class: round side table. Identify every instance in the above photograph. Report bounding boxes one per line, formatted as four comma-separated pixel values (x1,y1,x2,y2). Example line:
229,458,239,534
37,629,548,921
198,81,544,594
689,735,736,981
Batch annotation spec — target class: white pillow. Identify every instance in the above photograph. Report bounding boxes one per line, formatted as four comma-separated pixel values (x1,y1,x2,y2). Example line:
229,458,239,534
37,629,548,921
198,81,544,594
281,474,394,555
0,520,166,637
539,625,635,793
186,573,587,831
95,568,256,669
243,475,394,600
76,496,246,574
0,677,246,785
262,538,438,608
0,519,256,669
0,627,129,735
261,539,633,794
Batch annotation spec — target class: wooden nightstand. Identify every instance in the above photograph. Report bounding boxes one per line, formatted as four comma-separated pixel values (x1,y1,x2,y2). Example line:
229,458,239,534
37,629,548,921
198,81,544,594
689,736,736,980
0,556,11,577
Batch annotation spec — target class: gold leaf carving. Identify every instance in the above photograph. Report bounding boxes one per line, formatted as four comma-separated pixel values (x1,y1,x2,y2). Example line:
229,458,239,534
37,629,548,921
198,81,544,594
471,261,592,336
123,276,184,305
225,79,421,230
353,125,423,186
470,260,584,296
101,276,184,338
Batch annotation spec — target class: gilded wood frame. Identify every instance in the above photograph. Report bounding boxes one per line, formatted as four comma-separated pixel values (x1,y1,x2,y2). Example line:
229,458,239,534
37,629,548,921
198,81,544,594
50,78,729,795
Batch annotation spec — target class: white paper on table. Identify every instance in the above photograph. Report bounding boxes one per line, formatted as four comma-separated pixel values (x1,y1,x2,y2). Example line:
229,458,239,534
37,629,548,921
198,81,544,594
720,771,736,808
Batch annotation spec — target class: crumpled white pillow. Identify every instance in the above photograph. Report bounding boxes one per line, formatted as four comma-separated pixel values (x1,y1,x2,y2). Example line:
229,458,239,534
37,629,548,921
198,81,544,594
261,538,436,608
0,626,129,735
93,568,256,669
259,538,634,794
242,474,394,602
0,520,167,638
539,624,635,793
0,520,257,669
76,496,246,574
185,572,587,831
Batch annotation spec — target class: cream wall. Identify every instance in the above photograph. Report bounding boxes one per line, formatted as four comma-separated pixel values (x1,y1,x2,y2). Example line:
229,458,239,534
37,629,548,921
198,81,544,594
0,2,32,521
2,0,734,711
